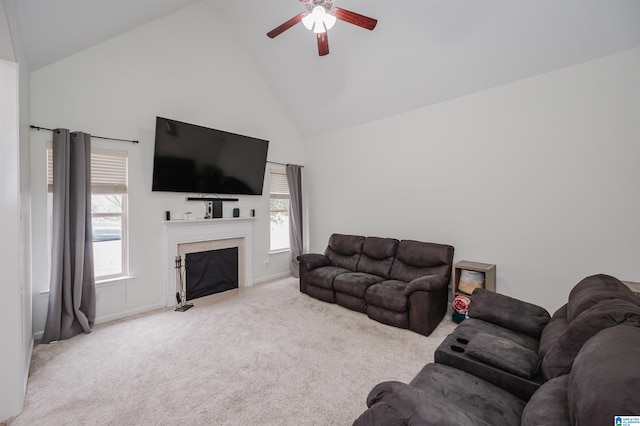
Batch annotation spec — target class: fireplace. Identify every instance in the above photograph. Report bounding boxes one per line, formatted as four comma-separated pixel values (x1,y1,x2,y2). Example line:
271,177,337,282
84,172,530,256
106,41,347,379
164,218,254,306
185,247,238,300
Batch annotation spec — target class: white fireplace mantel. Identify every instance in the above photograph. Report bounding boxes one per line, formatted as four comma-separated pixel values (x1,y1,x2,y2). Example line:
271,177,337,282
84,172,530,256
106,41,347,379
163,217,255,306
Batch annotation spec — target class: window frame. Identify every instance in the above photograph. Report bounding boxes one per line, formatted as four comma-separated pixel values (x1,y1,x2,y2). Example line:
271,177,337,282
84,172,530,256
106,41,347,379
47,145,130,282
269,168,290,253
91,194,129,281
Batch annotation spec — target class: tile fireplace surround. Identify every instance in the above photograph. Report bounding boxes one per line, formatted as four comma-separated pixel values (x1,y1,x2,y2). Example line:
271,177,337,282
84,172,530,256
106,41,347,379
163,217,254,306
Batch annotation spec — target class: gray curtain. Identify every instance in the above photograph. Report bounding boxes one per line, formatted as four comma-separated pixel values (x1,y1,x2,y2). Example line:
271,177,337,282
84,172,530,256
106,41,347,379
42,129,96,343
286,164,303,277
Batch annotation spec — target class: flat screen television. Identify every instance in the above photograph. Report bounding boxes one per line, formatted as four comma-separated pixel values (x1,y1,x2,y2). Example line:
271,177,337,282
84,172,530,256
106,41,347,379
152,117,269,195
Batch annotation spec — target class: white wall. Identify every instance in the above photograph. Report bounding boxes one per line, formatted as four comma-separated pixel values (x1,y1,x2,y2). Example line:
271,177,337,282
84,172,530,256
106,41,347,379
0,58,23,421
30,4,303,336
26,3,640,334
304,47,640,314
1,0,33,420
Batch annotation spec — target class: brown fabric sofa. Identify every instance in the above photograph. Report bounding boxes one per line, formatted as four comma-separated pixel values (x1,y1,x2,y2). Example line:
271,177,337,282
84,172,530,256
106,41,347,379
297,233,454,336
434,274,640,400
353,324,640,425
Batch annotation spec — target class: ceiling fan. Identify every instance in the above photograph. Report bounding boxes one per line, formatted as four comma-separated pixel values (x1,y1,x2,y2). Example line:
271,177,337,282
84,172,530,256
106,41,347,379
267,0,377,57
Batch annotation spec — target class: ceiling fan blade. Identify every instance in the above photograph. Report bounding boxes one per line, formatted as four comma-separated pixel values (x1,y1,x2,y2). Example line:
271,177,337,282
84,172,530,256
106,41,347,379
267,12,307,38
317,32,329,56
334,8,377,30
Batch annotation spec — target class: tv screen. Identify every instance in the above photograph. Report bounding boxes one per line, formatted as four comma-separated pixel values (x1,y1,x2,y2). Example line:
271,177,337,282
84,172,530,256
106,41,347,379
152,117,269,195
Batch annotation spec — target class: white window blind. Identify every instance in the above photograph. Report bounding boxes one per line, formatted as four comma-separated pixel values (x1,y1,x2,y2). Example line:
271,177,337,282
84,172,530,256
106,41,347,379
270,169,289,197
47,146,128,194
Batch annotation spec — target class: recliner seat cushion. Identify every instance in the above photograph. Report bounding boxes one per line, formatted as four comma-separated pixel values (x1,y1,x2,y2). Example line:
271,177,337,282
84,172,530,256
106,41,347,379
324,234,364,271
334,272,384,298
305,285,335,303
355,380,479,426
365,280,408,312
355,364,527,425
408,363,526,425
335,292,367,312
306,266,351,289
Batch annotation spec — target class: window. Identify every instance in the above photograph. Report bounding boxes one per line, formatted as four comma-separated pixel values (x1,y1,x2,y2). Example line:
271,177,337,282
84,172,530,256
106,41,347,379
269,169,290,252
48,146,129,280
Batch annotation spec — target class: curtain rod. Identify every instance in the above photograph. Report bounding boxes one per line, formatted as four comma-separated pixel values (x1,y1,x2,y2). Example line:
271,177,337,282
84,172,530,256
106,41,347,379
267,160,304,167
30,125,139,144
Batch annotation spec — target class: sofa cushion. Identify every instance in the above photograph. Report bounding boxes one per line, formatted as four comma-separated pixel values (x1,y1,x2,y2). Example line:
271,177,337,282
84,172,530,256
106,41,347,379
355,380,479,426
452,318,540,351
469,289,551,338
408,363,527,426
521,375,570,426
567,325,640,426
365,280,408,312
434,325,543,401
334,272,384,298
366,305,409,329
541,299,640,381
324,233,364,271
566,273,639,322
466,333,540,379
306,285,335,303
352,396,408,426
389,240,454,283
538,304,568,359
335,292,367,313
357,237,398,278
306,266,350,290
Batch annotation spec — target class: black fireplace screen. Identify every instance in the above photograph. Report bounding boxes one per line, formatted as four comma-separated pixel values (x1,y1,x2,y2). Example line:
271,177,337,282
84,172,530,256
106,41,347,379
185,247,239,300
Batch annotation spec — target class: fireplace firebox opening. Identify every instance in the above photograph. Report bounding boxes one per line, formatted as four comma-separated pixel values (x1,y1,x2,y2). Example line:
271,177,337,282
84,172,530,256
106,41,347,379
185,247,239,301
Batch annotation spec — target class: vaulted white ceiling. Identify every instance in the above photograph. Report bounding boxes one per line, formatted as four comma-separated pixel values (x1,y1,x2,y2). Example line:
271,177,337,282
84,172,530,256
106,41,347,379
11,0,640,137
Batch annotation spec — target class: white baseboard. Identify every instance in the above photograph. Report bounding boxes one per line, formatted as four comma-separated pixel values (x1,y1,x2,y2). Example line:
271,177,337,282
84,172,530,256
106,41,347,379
93,302,167,325
253,271,292,285
24,337,34,393
33,276,293,341
33,302,167,341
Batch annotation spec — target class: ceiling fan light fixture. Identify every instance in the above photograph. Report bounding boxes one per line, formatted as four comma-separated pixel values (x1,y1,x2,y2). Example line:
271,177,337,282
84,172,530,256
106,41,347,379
301,12,315,31
324,13,336,30
267,0,377,57
302,5,336,33
313,23,326,34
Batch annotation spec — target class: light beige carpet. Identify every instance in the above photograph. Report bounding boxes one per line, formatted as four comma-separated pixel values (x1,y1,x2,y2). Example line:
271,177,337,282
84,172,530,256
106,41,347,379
10,277,456,425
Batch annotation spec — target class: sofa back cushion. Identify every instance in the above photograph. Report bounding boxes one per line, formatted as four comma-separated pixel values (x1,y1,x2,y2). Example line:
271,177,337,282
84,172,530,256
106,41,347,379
567,325,640,425
357,237,399,279
469,289,550,338
389,240,454,283
566,274,639,322
541,299,640,381
324,234,365,271
538,304,568,360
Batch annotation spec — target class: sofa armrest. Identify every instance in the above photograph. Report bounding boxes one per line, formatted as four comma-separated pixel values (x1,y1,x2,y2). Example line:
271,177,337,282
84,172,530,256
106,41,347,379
297,253,331,271
468,289,551,338
404,275,448,296
356,380,483,426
